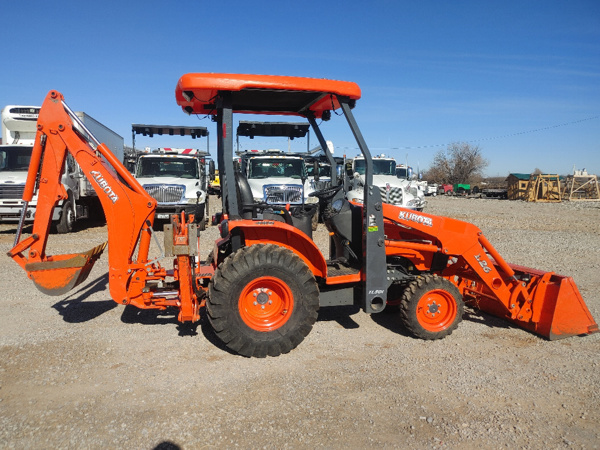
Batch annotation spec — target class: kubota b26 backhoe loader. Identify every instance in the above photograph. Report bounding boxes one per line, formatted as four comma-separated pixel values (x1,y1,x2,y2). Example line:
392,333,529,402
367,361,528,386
8,75,598,358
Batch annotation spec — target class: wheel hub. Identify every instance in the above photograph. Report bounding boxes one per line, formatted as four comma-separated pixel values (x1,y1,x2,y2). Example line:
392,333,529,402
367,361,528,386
240,277,294,331
415,288,458,332
255,291,270,305
427,301,440,315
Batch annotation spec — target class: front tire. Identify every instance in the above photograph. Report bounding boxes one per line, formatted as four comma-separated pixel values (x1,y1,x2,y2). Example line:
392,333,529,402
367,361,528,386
400,274,464,340
208,244,319,357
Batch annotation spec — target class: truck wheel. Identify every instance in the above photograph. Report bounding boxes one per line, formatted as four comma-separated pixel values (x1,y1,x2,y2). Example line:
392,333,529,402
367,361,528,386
204,196,209,228
197,214,206,231
208,244,319,357
311,209,318,231
56,200,75,234
400,274,463,340
194,202,206,231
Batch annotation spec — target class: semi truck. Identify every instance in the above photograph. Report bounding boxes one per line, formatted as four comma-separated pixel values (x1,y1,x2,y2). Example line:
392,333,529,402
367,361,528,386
235,121,319,232
131,124,210,229
396,163,438,196
346,154,426,210
0,105,124,232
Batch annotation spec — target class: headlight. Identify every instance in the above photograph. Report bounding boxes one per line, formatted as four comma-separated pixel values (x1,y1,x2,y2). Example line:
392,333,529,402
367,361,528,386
305,196,319,204
406,199,418,207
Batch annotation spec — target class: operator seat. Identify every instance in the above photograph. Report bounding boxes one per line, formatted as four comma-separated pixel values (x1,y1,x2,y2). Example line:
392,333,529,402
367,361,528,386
234,171,296,229
234,171,255,219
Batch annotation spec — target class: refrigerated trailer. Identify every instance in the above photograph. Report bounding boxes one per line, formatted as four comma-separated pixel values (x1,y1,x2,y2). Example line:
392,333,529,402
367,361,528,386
0,105,124,232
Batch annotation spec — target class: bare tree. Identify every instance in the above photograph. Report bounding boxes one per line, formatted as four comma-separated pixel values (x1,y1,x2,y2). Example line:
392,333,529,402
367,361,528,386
425,142,489,185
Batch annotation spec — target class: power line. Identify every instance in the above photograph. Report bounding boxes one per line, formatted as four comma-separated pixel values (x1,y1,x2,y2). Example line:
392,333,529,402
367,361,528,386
338,115,600,152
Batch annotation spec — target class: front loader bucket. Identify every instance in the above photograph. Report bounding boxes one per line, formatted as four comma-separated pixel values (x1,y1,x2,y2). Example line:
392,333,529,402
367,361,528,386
24,242,106,296
526,272,598,340
470,264,598,340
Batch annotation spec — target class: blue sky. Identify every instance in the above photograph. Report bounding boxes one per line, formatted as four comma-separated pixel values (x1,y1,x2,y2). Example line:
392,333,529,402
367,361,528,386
1,0,598,176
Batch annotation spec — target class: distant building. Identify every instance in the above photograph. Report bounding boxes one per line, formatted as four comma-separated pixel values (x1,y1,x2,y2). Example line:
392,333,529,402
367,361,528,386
506,173,561,202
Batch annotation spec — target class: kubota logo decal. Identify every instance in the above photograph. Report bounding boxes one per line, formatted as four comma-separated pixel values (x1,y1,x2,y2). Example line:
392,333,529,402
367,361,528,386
398,211,433,227
90,170,119,203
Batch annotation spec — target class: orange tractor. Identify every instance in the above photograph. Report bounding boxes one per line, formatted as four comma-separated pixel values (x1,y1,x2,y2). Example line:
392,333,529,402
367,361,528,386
8,74,598,357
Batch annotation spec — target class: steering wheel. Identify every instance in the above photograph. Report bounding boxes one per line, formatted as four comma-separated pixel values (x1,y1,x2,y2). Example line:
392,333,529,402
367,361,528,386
308,183,344,201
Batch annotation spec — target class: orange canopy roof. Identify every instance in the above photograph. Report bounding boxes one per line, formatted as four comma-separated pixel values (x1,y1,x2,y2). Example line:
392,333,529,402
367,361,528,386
175,73,361,119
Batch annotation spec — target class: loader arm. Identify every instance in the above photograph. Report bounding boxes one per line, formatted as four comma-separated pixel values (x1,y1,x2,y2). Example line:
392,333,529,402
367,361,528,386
381,203,598,340
8,91,158,306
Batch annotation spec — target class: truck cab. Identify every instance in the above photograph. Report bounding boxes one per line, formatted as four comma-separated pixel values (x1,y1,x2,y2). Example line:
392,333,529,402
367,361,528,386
134,148,208,228
397,163,438,197
131,124,210,229
235,121,319,230
240,150,316,205
347,154,426,211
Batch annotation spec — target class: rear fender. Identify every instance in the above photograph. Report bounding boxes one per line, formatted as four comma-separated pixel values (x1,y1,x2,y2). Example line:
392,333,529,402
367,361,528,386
226,219,327,278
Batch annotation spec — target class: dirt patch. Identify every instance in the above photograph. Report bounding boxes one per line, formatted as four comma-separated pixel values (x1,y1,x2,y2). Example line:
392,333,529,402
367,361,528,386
1,196,598,448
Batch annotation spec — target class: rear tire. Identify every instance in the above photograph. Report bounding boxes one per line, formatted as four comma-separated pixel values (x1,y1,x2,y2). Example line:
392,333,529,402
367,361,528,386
208,244,319,357
400,274,463,340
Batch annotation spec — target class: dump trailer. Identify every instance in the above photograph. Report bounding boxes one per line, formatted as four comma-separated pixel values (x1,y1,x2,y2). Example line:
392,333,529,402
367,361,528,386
8,76,598,358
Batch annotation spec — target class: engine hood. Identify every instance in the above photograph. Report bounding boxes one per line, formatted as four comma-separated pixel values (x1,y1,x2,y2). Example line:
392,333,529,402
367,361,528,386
372,174,410,189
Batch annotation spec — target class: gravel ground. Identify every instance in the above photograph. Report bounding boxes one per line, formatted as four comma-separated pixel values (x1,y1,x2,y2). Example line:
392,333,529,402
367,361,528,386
0,195,599,449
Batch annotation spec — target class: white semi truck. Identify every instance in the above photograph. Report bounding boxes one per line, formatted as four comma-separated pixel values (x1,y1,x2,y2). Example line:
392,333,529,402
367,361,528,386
131,124,210,229
0,105,124,232
346,154,426,211
235,121,318,233
396,163,438,196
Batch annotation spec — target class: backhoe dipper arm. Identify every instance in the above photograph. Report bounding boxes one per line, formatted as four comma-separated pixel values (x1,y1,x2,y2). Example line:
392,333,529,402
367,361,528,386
8,91,158,305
